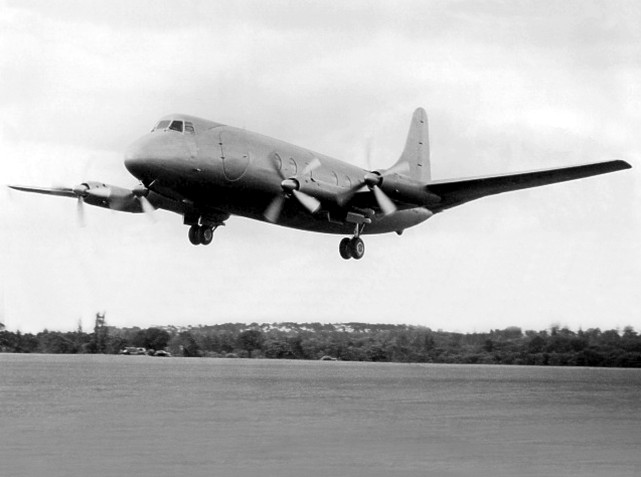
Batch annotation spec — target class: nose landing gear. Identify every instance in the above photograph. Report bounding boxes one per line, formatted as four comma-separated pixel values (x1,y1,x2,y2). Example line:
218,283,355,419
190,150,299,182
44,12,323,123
339,224,365,260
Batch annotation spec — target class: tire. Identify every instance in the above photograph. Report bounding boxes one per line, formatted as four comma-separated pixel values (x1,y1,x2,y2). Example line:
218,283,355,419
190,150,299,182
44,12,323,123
339,237,352,260
349,237,365,260
188,225,200,245
199,226,214,245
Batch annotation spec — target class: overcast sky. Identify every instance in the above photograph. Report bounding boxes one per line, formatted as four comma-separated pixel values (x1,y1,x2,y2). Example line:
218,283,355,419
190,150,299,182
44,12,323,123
1,0,639,333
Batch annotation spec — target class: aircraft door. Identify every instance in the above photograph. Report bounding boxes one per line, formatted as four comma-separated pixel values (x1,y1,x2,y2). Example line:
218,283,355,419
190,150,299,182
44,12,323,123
218,129,250,181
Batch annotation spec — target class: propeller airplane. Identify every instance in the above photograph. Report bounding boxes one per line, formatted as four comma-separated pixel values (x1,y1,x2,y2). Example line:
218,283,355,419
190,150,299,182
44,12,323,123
9,108,631,260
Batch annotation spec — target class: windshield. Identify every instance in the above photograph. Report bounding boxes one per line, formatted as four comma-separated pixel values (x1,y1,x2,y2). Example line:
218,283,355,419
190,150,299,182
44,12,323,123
153,119,195,134
168,120,183,132
153,120,170,131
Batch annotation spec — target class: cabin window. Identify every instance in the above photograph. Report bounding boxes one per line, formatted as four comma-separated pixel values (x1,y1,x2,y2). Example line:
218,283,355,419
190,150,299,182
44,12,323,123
169,120,184,133
331,171,339,185
185,122,195,134
274,153,282,171
344,175,352,188
288,158,297,175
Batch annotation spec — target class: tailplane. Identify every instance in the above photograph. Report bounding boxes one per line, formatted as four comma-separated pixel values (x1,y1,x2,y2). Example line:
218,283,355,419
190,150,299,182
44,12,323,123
389,107,431,182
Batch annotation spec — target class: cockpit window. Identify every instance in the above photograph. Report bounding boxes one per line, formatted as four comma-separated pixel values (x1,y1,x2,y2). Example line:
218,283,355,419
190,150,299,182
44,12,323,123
153,119,195,134
168,120,183,133
154,120,170,131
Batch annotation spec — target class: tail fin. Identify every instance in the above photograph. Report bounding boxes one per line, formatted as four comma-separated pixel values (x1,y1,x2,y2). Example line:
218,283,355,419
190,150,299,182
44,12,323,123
389,107,431,182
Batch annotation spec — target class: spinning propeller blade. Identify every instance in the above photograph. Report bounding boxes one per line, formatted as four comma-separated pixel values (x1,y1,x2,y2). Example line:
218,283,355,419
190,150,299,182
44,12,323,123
371,185,397,216
76,197,86,228
264,195,286,223
292,190,321,214
138,195,157,222
301,157,322,176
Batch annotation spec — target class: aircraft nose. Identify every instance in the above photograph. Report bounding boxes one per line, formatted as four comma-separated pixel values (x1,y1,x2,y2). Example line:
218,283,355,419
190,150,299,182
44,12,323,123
124,133,189,183
124,135,152,180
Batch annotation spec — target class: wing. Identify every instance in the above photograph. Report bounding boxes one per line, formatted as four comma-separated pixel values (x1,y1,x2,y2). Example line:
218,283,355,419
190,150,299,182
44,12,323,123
426,159,631,212
8,185,77,198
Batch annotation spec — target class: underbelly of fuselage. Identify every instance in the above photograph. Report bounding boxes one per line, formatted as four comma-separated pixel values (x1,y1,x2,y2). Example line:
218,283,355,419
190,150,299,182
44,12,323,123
186,183,433,235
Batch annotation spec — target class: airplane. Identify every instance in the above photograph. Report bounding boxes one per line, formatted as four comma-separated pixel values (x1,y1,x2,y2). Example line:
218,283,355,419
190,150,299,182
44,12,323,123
9,108,631,260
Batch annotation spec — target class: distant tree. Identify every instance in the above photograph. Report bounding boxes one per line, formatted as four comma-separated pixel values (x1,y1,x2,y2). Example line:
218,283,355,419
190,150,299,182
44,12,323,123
38,331,78,354
237,330,264,358
527,335,546,354
133,328,171,351
263,337,294,359
168,331,201,357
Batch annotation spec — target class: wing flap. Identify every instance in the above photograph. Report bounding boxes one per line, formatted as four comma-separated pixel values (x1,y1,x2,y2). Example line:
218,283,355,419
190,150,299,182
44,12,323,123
426,159,631,212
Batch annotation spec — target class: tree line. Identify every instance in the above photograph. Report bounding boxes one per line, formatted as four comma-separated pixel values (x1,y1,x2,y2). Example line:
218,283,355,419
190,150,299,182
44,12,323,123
1,321,640,367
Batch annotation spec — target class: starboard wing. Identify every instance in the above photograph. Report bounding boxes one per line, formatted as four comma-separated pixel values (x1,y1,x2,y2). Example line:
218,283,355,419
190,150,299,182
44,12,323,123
425,159,631,212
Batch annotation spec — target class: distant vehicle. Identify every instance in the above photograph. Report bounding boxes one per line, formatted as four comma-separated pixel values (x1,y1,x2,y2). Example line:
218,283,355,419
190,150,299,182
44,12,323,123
119,347,147,355
9,108,630,259
320,355,338,361
153,350,172,357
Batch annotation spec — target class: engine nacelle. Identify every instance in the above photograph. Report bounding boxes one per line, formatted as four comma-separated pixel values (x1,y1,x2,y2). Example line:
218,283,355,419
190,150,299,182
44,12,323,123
74,182,145,213
378,174,441,207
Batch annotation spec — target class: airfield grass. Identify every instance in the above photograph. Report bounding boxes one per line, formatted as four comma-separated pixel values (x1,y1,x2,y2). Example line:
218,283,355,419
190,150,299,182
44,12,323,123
1,355,640,477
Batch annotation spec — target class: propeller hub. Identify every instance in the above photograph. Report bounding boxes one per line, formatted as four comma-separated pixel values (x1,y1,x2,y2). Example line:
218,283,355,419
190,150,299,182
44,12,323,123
132,185,149,197
364,172,382,188
72,184,89,197
281,178,299,193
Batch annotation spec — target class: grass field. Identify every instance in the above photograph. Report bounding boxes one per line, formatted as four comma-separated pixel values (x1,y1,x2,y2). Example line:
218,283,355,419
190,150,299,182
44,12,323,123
1,354,640,477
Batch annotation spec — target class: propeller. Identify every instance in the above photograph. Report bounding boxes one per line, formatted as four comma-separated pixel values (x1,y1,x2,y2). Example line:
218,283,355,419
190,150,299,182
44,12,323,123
72,184,89,227
9,181,157,225
76,197,86,227
73,182,157,225
263,156,322,223
338,161,410,216
131,185,157,222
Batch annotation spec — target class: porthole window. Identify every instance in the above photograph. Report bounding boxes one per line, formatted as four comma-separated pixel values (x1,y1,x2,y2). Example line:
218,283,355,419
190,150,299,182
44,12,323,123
288,158,297,175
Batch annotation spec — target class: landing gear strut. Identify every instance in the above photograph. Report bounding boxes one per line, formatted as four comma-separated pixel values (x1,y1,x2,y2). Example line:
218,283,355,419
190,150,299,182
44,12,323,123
339,224,365,260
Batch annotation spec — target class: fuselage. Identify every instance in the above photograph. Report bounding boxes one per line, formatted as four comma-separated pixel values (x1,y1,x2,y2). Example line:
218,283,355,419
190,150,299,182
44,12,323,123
124,114,432,235
9,108,630,259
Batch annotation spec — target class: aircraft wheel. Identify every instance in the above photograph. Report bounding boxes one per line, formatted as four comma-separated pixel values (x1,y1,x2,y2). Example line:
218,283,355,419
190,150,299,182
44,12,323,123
349,237,365,260
188,225,200,245
339,237,352,260
199,226,214,245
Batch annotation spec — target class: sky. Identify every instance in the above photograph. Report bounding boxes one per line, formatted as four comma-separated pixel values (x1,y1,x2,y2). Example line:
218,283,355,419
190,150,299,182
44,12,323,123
1,0,639,334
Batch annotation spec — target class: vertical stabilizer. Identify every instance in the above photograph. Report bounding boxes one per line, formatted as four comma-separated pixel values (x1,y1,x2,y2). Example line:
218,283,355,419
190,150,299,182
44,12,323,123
390,107,431,182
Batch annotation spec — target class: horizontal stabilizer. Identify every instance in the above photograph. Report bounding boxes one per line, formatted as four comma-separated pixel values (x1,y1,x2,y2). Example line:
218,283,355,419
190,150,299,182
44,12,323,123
426,159,631,212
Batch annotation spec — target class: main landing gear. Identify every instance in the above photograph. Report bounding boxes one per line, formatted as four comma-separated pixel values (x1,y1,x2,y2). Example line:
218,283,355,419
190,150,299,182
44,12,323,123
188,224,216,245
339,224,365,260
185,211,228,246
